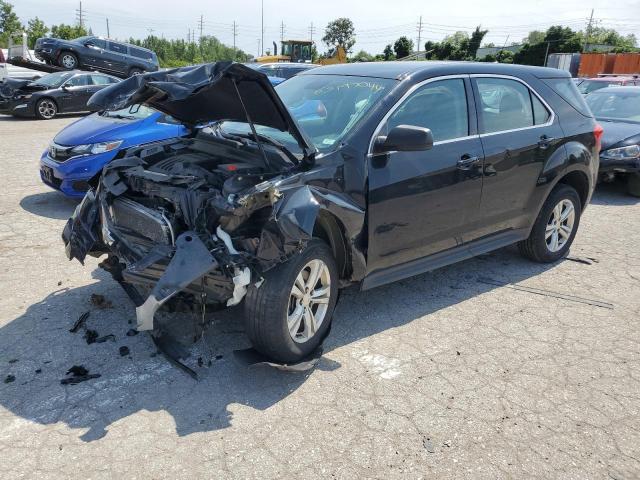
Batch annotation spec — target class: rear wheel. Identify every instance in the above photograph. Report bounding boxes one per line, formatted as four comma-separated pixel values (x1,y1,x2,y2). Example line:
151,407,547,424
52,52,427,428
58,52,78,69
627,173,640,197
518,184,582,263
128,68,143,76
35,98,58,120
243,239,338,363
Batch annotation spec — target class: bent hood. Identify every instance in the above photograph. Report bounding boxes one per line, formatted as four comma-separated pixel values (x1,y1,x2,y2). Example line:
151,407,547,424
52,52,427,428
54,112,160,145
87,61,316,159
0,78,48,98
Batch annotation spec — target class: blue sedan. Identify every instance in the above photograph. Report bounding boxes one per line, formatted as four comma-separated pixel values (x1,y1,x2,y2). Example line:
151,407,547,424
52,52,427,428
39,105,188,197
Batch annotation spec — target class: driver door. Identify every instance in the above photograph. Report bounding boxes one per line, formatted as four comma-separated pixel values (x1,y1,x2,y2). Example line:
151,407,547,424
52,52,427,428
367,76,484,275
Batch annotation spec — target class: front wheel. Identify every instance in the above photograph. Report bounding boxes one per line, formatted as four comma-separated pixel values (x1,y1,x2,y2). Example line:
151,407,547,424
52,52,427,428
243,239,338,363
35,98,58,120
58,52,78,69
518,184,582,263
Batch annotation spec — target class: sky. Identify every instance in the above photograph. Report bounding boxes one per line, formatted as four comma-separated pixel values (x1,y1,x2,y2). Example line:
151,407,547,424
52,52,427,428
13,0,640,56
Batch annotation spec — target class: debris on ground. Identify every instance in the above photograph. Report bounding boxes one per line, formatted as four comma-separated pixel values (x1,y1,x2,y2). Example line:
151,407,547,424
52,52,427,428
422,437,435,453
8,359,18,364
84,329,99,345
119,346,130,357
70,311,90,333
566,256,598,265
35,369,42,374
95,334,116,343
4,375,15,384
60,366,101,385
57,280,62,286
90,293,113,309
126,329,139,337
233,346,323,372
152,334,197,379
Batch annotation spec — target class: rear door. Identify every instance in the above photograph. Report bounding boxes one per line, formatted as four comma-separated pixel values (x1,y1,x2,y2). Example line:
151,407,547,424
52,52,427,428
367,76,484,273
470,75,565,239
59,74,93,112
104,41,128,74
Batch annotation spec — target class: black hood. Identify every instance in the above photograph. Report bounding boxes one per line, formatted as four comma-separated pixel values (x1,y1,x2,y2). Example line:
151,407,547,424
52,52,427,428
599,118,640,151
87,61,316,159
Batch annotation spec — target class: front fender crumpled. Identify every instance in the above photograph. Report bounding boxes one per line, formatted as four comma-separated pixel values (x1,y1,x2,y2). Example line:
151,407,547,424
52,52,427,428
62,189,101,264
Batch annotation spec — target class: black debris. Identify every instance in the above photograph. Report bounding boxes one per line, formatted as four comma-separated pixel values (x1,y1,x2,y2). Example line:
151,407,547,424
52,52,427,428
90,293,113,309
84,329,99,345
70,311,90,333
4,374,15,384
95,334,116,343
566,256,595,265
57,280,62,286
126,329,139,337
119,346,130,357
8,359,18,364
215,354,223,360
197,357,204,367
61,365,100,385
456,351,461,356
35,369,42,374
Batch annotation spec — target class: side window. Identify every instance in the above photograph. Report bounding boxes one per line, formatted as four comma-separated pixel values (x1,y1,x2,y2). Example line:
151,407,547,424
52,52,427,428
108,42,128,54
129,47,153,61
88,38,106,49
475,78,534,133
387,78,468,142
531,93,551,125
91,75,111,85
65,75,90,87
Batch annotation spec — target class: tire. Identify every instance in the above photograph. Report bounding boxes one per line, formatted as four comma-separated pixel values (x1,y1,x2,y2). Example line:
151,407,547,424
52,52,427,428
35,98,58,120
58,51,78,70
518,184,582,263
243,238,339,363
128,68,143,77
627,173,640,197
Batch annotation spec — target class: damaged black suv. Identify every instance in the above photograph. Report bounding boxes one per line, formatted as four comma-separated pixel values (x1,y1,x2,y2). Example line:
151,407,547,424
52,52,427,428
63,61,600,363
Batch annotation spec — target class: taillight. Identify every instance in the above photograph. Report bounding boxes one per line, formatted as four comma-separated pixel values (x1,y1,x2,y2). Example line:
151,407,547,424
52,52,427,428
594,123,604,153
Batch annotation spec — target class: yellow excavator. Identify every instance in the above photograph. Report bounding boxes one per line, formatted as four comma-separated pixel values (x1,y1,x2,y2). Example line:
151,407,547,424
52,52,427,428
256,40,346,65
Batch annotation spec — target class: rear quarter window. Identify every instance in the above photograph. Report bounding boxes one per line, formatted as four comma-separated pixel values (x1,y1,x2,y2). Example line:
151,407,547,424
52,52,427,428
543,78,593,116
129,47,153,61
108,42,128,54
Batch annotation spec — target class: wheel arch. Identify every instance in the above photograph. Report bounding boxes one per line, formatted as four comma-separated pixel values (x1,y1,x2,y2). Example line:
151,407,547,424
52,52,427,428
555,169,591,209
313,210,350,280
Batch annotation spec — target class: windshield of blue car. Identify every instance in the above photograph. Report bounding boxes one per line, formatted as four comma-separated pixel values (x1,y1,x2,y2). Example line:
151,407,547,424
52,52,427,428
101,104,157,120
219,75,397,153
586,89,640,122
31,71,75,88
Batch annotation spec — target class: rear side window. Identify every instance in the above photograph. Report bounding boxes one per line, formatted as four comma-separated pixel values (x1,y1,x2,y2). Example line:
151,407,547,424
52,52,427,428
91,74,112,85
87,38,106,49
475,78,535,133
65,75,90,87
387,78,469,142
129,47,153,61
531,94,551,125
108,42,128,54
543,78,592,116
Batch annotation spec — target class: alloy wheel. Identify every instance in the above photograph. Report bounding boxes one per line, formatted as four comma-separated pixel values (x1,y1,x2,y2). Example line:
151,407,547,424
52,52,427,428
61,54,76,68
545,199,575,252
37,100,57,119
287,259,331,343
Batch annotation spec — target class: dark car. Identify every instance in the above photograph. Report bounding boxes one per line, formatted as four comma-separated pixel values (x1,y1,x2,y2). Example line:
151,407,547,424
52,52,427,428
62,61,600,363
250,62,319,79
34,36,159,77
0,70,120,119
585,86,640,196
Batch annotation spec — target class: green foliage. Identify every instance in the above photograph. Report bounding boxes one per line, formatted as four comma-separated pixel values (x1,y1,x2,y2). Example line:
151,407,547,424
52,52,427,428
322,18,355,53
514,25,582,65
0,0,23,47
468,26,488,59
424,26,486,60
383,44,394,60
350,49,374,62
523,30,545,44
393,36,413,59
26,17,48,48
50,24,88,40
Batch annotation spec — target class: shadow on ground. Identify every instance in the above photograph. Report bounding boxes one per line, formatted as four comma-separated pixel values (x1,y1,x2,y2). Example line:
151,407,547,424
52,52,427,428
0,239,568,442
20,191,79,219
590,179,640,206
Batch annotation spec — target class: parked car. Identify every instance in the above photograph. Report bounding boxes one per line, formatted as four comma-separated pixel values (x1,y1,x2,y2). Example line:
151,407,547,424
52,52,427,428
0,70,120,119
0,49,44,81
249,62,318,79
62,62,600,363
40,104,188,198
585,86,640,196
34,36,159,77
578,76,640,95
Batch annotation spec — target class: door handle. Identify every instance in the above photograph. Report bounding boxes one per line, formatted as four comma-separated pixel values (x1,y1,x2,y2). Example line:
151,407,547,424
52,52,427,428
538,135,555,149
457,154,480,170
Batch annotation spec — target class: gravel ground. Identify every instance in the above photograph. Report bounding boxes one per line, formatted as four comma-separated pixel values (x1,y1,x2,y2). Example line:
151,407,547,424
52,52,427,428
0,114,639,479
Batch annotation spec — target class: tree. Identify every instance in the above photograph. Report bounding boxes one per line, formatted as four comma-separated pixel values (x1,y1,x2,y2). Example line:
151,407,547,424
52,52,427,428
322,18,355,54
350,50,374,62
393,36,413,59
383,44,394,60
523,30,545,44
0,0,23,47
50,24,88,40
514,25,582,66
26,17,48,48
468,26,488,59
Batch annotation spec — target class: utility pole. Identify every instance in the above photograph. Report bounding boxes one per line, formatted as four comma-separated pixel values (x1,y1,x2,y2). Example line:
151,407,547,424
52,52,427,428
106,18,110,38
261,0,264,55
257,38,261,57
199,15,204,42
583,8,594,52
280,20,286,42
187,28,190,43
309,22,315,42
544,41,551,66
416,15,423,53
75,1,85,29
232,21,238,59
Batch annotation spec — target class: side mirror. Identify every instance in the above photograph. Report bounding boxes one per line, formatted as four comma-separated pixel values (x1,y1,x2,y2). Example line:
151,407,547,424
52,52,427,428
84,41,95,47
372,125,434,155
60,85,68,91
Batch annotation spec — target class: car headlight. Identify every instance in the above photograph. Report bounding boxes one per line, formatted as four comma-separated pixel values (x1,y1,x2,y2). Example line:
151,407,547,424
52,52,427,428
68,141,123,156
601,145,640,160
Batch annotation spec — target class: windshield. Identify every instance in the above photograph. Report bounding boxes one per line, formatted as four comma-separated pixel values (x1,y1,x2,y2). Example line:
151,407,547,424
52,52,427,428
586,89,640,122
32,71,75,88
578,80,618,95
220,74,396,153
101,104,157,120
